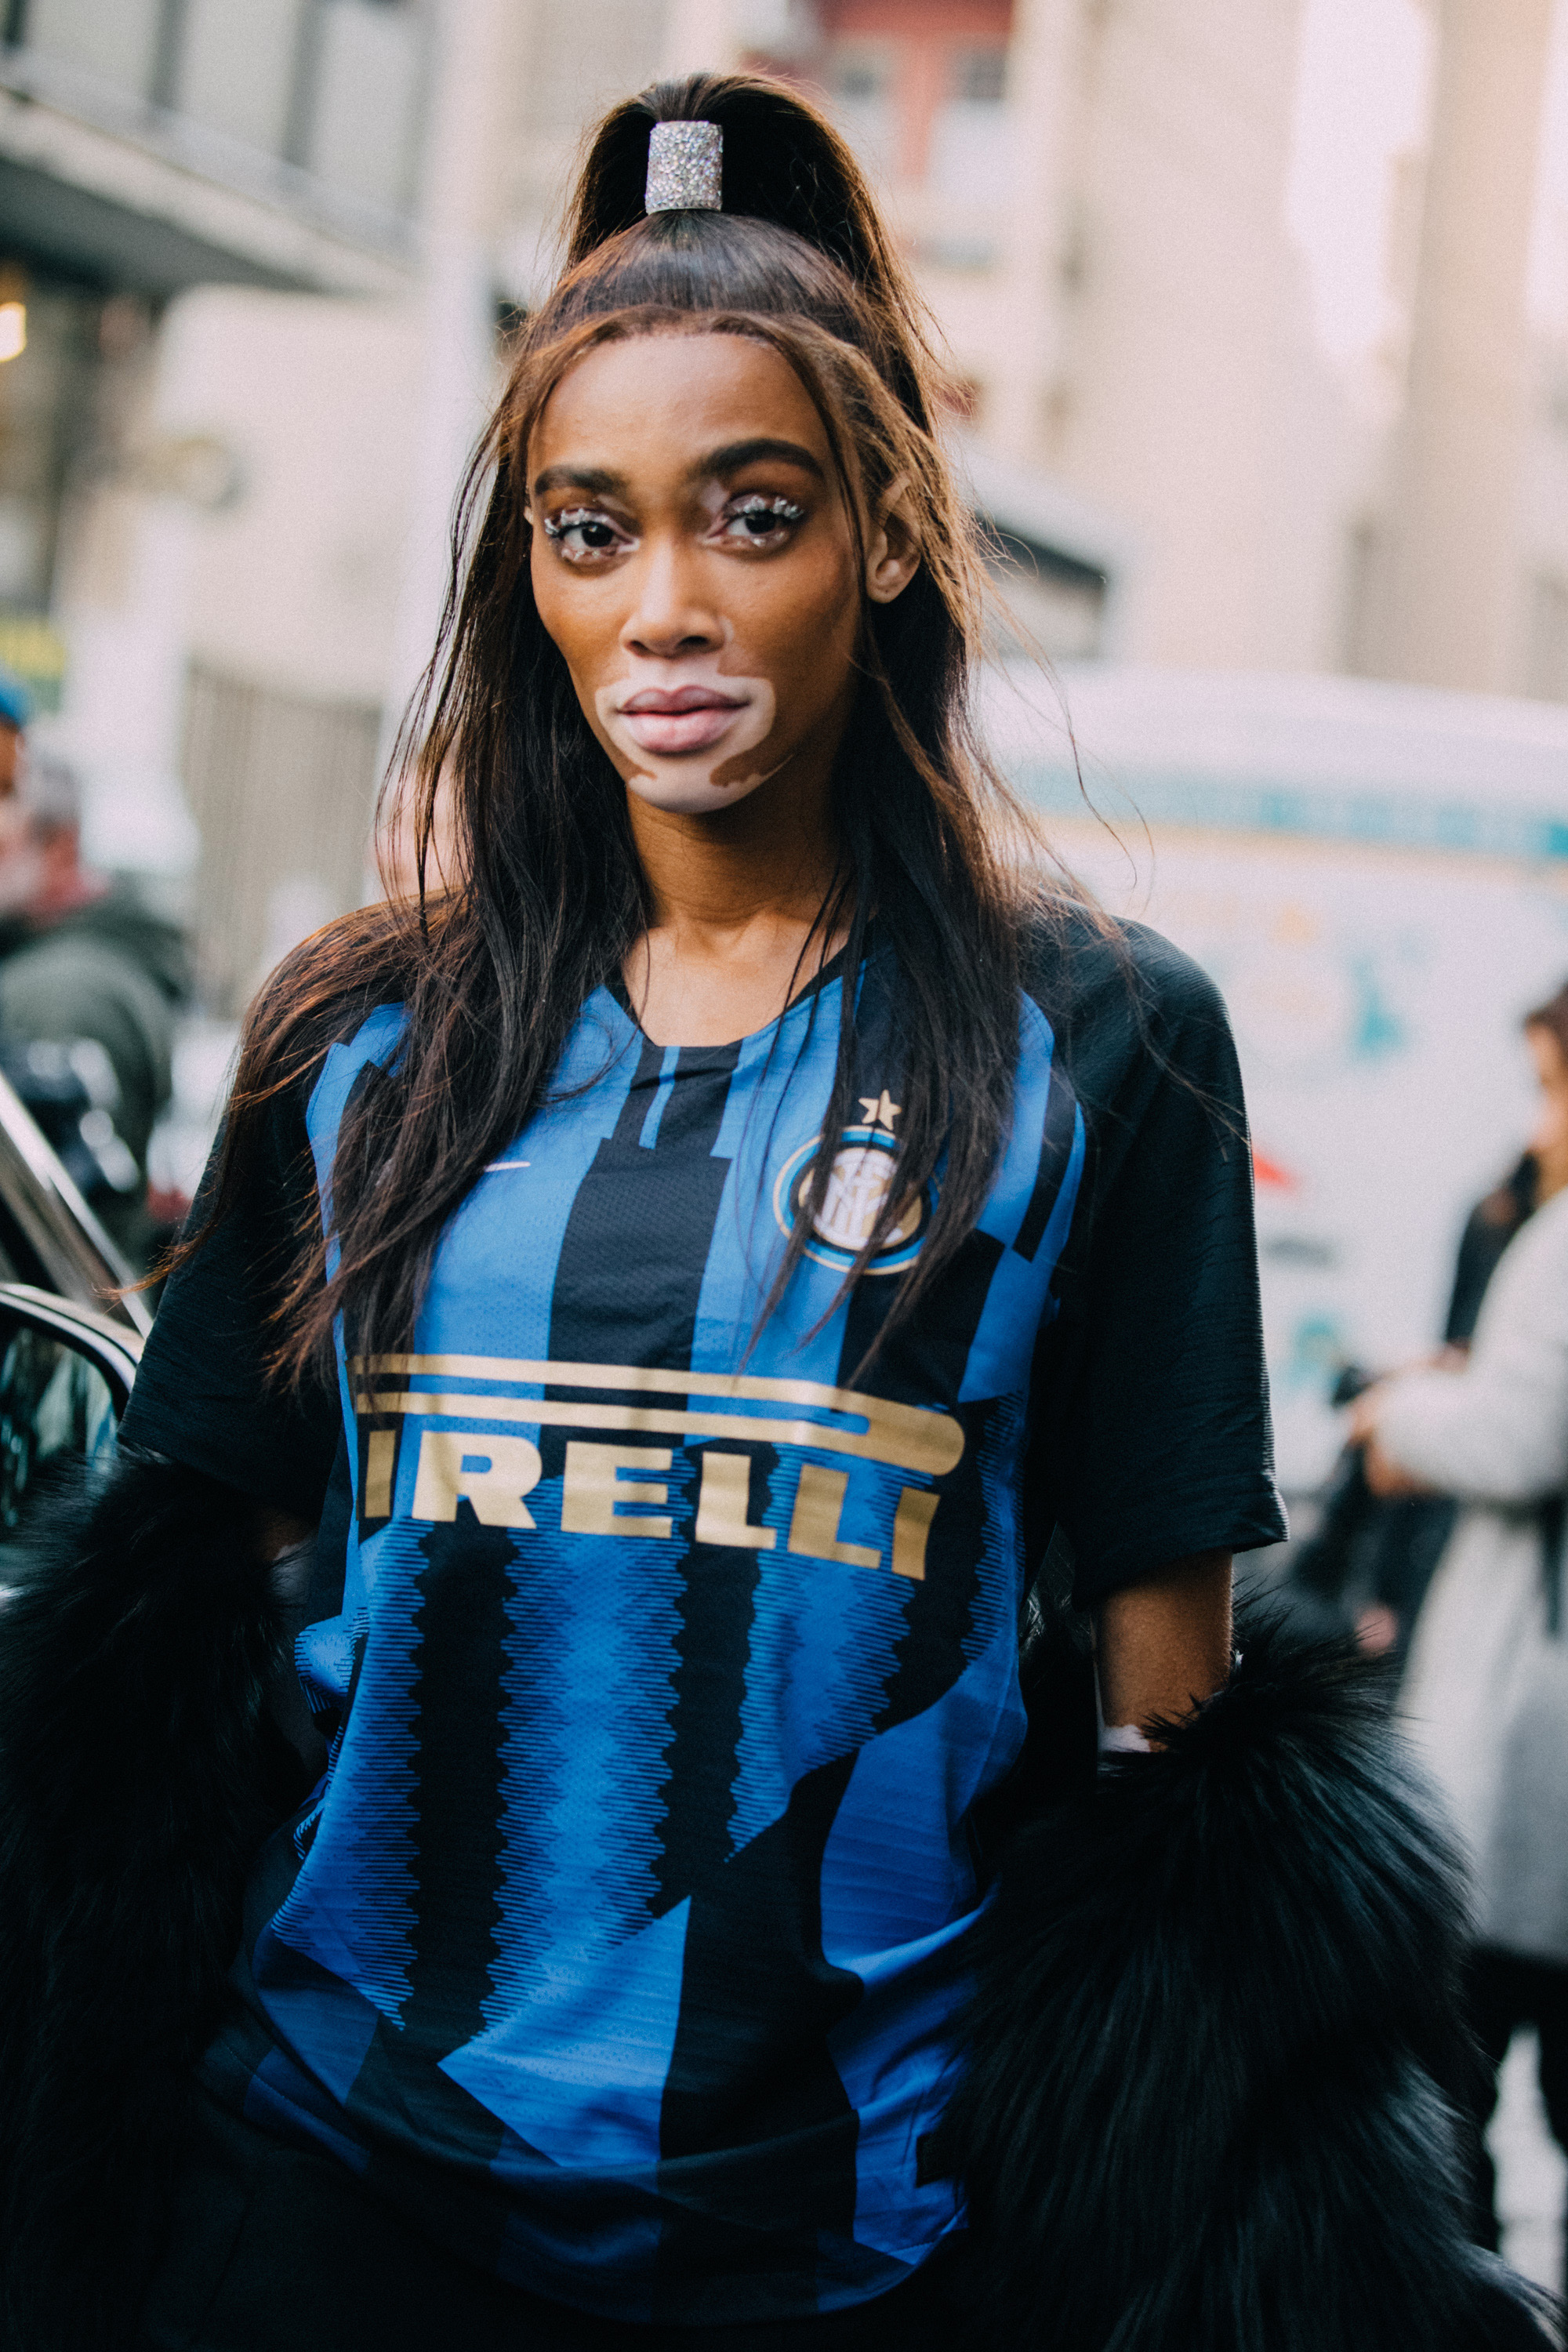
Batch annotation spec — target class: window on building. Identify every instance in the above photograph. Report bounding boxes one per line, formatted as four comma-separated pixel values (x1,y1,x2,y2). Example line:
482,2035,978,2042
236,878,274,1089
817,0,1014,206
953,44,1007,103
20,0,162,96
176,0,309,160
928,41,1014,221
5,0,428,220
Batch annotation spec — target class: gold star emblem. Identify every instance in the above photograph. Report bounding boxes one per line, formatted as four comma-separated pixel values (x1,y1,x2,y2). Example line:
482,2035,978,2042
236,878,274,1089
858,1091,902,1131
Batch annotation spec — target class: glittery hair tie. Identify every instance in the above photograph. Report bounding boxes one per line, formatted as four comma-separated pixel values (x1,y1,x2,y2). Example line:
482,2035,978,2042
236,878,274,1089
644,120,723,214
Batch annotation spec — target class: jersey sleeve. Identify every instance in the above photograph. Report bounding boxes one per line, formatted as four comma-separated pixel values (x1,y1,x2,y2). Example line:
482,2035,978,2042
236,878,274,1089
1026,920,1287,1609
119,1085,339,1522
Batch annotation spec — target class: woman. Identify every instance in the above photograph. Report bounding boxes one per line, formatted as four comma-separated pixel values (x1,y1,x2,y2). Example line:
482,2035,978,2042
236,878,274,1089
0,74,1545,2352
1356,989,1568,2278
1295,983,1568,1662
1445,981,1568,1349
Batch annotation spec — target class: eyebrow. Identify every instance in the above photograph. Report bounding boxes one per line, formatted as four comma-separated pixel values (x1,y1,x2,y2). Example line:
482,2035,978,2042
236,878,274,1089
530,463,629,499
530,439,826,502
686,437,826,484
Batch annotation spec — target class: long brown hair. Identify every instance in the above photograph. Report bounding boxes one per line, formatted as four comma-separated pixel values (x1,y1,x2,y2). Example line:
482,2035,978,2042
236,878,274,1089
186,71,1064,1386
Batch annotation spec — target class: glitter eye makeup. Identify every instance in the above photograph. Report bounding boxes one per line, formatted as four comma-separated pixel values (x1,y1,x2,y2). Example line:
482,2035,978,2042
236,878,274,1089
541,507,630,560
718,493,807,543
541,491,808,565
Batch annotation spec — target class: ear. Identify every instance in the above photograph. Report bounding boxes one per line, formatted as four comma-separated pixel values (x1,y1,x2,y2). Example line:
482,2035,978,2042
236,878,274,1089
865,475,920,606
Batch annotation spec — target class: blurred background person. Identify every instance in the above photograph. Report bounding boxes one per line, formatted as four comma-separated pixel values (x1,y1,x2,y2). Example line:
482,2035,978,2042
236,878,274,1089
0,749,189,1269
1297,982,1568,1657
1445,984,1568,1345
1352,1160,1568,2274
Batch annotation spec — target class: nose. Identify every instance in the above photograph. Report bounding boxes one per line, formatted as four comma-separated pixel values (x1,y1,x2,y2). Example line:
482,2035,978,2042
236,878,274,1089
621,532,722,662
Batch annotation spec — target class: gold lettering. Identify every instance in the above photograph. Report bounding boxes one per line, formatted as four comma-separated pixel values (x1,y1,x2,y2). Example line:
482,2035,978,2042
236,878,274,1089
786,1463,880,1570
695,1450,775,1550
348,1355,962,1478
412,1432,542,1527
891,1486,939,1581
363,1428,395,1519
561,1442,673,1539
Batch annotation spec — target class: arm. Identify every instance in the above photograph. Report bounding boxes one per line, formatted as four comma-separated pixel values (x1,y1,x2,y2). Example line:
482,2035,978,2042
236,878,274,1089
1367,1204,1568,1506
1023,930,1276,1748
1096,1548,1233,1740
1025,931,1284,1627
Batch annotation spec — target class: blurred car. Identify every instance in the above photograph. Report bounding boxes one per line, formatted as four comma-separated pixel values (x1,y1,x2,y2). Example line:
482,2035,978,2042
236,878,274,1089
0,1063,146,1531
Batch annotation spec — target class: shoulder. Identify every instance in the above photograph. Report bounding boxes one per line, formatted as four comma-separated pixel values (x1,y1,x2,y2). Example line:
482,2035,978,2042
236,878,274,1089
240,902,415,1107
1021,902,1225,1029
1018,902,1236,1109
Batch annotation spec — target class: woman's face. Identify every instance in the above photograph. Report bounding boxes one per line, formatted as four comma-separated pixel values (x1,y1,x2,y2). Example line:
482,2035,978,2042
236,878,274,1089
527,330,911,820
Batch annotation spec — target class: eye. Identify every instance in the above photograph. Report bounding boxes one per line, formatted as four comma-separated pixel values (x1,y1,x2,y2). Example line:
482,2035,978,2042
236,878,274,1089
540,506,634,562
715,492,807,547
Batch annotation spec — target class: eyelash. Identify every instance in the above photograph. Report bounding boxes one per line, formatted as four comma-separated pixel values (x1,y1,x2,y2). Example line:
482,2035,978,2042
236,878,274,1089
540,508,623,562
721,493,807,543
539,493,808,562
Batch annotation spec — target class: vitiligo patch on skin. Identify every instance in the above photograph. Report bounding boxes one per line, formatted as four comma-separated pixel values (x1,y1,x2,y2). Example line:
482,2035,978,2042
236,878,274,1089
594,666,779,818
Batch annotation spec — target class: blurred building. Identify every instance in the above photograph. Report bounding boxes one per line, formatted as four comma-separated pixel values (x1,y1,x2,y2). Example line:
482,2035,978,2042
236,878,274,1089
5,0,1568,1013
0,0,427,1003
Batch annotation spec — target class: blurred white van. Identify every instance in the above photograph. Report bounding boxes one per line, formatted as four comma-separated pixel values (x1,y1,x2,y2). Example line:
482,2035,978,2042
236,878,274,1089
985,665,1568,1494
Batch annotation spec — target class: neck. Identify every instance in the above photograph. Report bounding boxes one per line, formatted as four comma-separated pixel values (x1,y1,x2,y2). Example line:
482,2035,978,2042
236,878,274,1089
620,756,852,1049
626,757,842,947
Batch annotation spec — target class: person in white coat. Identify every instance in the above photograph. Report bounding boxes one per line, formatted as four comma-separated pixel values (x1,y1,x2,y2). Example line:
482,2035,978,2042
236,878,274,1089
1356,1178,1568,2263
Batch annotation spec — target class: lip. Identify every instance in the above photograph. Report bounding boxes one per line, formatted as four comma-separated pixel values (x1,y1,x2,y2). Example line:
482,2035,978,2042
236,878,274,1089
619,686,746,715
616,684,750,756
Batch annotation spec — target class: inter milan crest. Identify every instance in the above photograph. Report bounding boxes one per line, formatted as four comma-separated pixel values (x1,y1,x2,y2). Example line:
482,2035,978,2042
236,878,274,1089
772,1090,931,1275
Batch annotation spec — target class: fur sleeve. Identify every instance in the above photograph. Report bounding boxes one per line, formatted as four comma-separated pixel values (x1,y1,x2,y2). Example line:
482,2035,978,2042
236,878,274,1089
937,1618,1560,2352
0,1450,285,2352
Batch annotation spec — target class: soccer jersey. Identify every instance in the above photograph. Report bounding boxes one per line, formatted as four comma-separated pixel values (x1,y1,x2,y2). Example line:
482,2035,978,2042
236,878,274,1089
123,917,1285,2324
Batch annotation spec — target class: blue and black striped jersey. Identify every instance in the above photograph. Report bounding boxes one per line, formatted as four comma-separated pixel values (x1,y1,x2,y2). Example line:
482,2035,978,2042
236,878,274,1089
126,918,1284,2324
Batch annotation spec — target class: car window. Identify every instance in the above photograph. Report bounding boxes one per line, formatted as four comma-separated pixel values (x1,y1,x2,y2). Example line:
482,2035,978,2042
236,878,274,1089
0,1319,117,1531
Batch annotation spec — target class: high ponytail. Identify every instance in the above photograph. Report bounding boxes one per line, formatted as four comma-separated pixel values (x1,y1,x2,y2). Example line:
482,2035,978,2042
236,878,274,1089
561,71,942,424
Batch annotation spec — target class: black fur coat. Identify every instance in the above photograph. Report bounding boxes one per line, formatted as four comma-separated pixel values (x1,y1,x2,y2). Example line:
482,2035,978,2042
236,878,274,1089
0,1455,288,2351
0,1457,1557,2350
939,1610,1559,2351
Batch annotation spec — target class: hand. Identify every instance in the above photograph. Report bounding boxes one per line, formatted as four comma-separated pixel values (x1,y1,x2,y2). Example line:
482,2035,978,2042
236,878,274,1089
1361,1439,1430,1499
1355,1603,1399,1655
1346,1356,1462,1448
1345,1385,1387,1447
